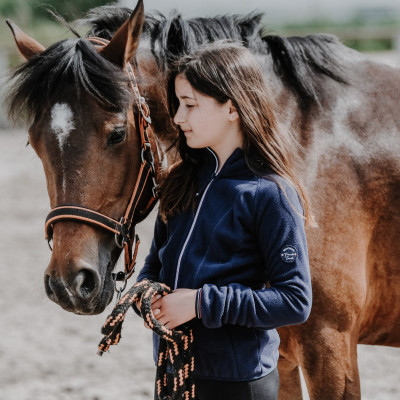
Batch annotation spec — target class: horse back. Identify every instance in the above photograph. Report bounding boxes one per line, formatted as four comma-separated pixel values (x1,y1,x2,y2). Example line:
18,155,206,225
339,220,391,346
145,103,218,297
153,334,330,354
269,48,400,347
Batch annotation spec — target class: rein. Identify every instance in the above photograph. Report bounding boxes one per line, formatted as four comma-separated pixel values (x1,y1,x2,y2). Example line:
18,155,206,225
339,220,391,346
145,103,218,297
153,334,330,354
45,36,159,287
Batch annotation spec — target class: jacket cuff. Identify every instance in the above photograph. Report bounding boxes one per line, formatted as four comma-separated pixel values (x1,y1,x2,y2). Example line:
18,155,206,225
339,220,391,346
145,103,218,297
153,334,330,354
195,288,202,319
199,284,226,328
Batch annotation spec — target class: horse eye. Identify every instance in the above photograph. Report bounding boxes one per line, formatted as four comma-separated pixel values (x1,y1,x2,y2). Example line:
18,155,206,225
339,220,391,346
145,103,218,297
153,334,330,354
107,129,126,146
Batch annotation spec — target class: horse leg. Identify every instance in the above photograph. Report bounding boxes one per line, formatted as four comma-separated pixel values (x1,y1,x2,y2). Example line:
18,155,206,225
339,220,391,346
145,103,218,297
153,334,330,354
300,330,361,399
278,355,303,400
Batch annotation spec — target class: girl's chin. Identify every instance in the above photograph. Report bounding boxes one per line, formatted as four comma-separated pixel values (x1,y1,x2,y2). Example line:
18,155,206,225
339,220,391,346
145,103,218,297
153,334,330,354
184,135,208,149
186,141,203,149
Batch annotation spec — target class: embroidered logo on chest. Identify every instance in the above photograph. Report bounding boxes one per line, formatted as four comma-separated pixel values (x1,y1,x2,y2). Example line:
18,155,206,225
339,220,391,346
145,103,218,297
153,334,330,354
280,245,298,263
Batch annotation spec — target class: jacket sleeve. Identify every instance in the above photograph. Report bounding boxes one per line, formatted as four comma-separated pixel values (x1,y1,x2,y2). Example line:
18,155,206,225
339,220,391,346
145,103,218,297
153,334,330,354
136,213,167,283
200,178,312,329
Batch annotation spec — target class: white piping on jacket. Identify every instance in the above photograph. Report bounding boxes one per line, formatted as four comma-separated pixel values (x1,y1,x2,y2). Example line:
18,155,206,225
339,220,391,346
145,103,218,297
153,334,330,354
173,148,219,289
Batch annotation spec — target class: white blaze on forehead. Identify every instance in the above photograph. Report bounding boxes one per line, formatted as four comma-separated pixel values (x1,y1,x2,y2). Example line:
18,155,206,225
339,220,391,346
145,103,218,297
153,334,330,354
50,103,75,194
51,103,75,149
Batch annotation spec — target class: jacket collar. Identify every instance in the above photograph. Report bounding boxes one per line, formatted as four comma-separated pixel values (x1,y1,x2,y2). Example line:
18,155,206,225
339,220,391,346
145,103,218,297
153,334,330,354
194,147,253,197
204,147,248,178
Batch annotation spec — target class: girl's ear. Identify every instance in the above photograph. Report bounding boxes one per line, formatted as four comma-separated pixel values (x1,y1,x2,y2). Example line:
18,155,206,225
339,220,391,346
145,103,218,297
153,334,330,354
227,100,239,122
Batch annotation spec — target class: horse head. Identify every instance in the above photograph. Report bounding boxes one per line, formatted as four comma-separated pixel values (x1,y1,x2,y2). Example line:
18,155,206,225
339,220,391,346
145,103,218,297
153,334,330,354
6,0,159,315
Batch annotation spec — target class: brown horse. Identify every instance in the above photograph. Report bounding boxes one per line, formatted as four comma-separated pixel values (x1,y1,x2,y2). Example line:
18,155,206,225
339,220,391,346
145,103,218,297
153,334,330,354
5,1,400,398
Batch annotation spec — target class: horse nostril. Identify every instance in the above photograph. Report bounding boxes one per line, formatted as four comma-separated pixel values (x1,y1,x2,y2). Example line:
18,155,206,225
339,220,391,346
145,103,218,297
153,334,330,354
44,274,55,298
71,268,99,299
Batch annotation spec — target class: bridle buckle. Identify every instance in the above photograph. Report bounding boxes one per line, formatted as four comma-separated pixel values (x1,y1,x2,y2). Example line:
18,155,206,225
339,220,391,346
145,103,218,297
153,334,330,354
113,271,128,303
115,217,128,249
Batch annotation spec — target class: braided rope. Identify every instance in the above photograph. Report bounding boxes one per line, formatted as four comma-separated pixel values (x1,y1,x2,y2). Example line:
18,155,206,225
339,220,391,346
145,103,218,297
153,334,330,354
98,279,195,400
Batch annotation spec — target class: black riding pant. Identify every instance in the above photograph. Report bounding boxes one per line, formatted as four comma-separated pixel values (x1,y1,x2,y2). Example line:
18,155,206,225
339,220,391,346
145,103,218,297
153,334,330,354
155,368,279,400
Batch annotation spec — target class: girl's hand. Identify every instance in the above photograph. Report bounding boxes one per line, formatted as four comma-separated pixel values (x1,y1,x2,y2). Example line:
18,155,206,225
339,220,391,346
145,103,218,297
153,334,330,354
141,293,165,330
151,288,197,330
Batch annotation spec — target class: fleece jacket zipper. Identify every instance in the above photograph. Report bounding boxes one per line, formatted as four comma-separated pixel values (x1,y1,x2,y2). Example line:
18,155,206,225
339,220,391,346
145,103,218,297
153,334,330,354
173,148,219,289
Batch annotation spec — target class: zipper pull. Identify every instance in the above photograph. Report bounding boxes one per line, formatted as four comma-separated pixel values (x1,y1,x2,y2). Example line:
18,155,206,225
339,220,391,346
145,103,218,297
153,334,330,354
195,172,217,199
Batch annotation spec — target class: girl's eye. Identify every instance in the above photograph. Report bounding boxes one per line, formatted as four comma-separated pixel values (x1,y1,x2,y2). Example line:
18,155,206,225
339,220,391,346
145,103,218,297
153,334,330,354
186,104,195,108
107,129,126,146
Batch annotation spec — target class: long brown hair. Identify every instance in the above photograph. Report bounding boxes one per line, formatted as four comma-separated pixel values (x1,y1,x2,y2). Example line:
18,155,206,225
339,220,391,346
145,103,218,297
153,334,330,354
160,41,311,224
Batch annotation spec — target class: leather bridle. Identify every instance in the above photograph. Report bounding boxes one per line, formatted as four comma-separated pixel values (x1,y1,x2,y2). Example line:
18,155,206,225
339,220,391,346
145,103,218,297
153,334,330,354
45,37,159,289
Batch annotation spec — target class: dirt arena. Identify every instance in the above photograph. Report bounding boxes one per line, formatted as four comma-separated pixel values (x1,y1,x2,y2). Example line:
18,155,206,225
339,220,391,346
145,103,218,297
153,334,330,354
1,53,400,400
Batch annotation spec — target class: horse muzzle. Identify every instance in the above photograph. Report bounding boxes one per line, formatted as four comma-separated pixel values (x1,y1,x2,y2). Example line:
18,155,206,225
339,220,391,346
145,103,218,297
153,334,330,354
43,230,116,315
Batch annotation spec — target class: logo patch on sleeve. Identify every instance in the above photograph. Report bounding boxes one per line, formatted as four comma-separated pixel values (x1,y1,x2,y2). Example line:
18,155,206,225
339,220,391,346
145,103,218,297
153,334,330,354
281,245,298,263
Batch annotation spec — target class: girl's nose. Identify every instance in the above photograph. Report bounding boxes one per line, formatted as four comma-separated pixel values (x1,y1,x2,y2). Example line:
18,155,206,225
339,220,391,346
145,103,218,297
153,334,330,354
174,106,185,125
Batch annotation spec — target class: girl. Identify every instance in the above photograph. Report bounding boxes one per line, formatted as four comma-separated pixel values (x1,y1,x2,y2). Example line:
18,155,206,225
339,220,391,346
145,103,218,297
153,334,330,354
137,41,312,400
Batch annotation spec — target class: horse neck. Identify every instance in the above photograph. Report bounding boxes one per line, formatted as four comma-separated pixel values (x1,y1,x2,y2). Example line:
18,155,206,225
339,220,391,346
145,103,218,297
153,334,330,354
259,55,308,147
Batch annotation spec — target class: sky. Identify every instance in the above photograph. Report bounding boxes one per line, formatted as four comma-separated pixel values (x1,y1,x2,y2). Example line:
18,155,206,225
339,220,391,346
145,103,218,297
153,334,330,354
119,0,400,23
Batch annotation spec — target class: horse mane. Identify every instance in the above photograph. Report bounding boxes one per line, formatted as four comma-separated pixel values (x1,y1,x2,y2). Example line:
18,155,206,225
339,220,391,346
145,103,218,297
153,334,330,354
7,5,347,124
6,37,130,124
83,5,347,108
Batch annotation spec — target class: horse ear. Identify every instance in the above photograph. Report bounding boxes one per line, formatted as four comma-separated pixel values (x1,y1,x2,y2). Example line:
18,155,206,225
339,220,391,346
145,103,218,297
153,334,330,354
99,0,145,67
6,19,45,60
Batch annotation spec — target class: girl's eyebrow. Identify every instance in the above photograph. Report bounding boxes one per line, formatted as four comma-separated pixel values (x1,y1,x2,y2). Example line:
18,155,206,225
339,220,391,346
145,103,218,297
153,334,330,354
177,94,196,100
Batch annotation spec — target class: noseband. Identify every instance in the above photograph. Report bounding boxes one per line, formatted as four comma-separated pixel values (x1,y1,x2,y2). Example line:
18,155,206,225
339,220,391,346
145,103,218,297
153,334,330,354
45,37,159,289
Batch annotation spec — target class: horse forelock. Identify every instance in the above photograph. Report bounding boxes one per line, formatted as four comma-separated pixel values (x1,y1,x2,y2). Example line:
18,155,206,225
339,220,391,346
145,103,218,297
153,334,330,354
6,37,130,125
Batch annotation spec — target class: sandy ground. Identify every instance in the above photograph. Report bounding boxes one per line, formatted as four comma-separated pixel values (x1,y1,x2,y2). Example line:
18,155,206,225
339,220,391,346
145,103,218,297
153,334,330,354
1,128,399,400
1,52,400,400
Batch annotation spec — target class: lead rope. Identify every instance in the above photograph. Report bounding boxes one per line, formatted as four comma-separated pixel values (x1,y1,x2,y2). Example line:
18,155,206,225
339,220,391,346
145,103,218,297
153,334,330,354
98,279,196,400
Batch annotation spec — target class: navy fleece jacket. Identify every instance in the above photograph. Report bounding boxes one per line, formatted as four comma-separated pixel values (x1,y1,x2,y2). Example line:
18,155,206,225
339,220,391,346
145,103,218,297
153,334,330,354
137,147,312,381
